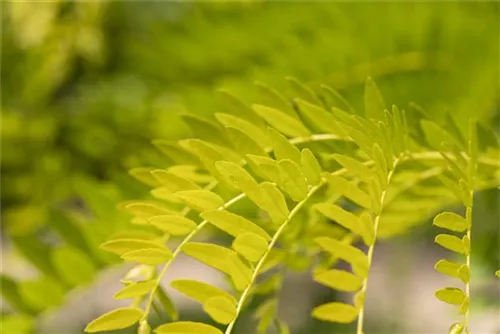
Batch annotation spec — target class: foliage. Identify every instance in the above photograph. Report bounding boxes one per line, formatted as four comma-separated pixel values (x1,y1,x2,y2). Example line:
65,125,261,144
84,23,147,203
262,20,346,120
84,78,499,334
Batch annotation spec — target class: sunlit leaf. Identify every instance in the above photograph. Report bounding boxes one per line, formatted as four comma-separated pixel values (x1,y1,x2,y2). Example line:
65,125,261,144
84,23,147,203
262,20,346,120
359,212,375,246
252,104,310,137
121,201,174,219
201,210,271,241
314,237,368,277
216,113,269,149
232,233,268,262
181,114,229,147
151,170,200,192
364,77,386,120
331,154,372,183
278,159,308,201
174,190,224,212
114,280,156,299
325,174,371,209
255,81,296,117
149,215,197,236
100,239,166,256
294,98,345,136
286,76,320,104
433,212,467,232
314,269,362,292
435,287,465,305
85,307,144,333
449,322,464,334
301,148,322,186
156,285,178,321
435,234,469,255
152,140,199,166
311,302,358,323
121,248,172,265
268,128,302,165
226,127,267,156
129,167,161,188
154,321,222,334
171,279,236,305
258,182,289,224
353,291,365,310
203,296,237,324
434,259,467,283
314,203,362,235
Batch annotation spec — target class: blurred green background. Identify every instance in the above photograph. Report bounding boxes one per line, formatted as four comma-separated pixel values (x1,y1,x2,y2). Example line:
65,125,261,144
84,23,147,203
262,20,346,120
1,1,499,333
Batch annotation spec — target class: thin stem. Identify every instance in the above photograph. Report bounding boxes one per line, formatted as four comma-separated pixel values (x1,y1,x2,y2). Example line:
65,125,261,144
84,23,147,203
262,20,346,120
464,204,472,334
225,181,327,334
356,157,401,334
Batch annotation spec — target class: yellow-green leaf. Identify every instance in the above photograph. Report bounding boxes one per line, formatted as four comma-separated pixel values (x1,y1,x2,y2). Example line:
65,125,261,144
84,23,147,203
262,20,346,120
100,239,165,256
314,237,368,277
359,212,375,246
311,302,358,324
152,140,199,166
435,234,469,255
156,286,178,321
435,260,468,283
495,270,500,278
287,76,319,104
85,307,144,333
181,114,229,147
372,144,388,188
246,154,281,182
114,280,156,300
254,298,277,334
449,322,464,334
216,113,269,149
267,128,302,165
294,98,345,136
353,291,365,310
227,252,252,291
154,321,222,334
433,212,467,232
364,77,386,120
121,248,172,265
253,104,310,137
215,161,258,190
149,215,197,236
226,127,267,156
129,167,161,187
314,269,362,292
203,296,237,325
325,174,371,209
201,210,271,241
170,279,236,305
232,233,268,262
314,203,362,235
254,81,296,117
278,159,308,201
258,182,289,224
151,170,200,192
331,154,372,183
120,202,174,219
435,287,465,305
182,243,235,274
174,190,224,212
459,296,469,314
301,148,322,186
321,84,355,114
216,89,264,127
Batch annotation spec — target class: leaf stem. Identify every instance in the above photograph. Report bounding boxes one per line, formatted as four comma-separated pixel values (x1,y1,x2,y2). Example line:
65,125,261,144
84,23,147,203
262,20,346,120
356,157,401,334
464,204,472,334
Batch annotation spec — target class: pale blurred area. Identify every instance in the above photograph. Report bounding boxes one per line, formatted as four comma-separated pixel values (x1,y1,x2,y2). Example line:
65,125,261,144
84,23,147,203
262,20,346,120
1,1,499,333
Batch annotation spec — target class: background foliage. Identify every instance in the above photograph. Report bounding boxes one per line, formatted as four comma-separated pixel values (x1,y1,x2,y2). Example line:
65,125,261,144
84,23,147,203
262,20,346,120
1,1,499,333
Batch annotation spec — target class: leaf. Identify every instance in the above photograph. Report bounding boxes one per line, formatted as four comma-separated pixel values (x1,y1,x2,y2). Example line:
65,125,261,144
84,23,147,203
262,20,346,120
174,190,224,212
301,149,322,186
435,260,468,283
420,120,461,151
321,84,355,114
314,237,368,277
364,77,386,120
100,239,166,256
232,233,268,262
458,265,470,284
496,270,500,278
151,170,200,192
121,202,174,219
286,76,319,104
268,128,302,165
295,98,346,136
121,248,173,265
314,203,362,235
435,287,465,305
252,104,310,137
114,280,156,299
372,144,388,188
314,269,363,292
246,154,281,181
449,322,464,334
52,247,95,286
85,307,144,333
353,291,365,310
435,234,469,255
171,279,236,305
331,154,372,183
325,174,371,209
181,114,229,147
468,119,478,183
129,167,161,187
154,321,222,334
458,179,473,207
258,182,289,224
152,140,199,166
255,81,296,117
149,215,197,236
254,299,277,334
203,296,237,324
433,212,467,232
216,113,269,149
201,210,270,240
226,127,267,156
156,286,178,321
311,302,358,323
459,296,469,314
359,212,375,246
216,89,264,126
215,161,258,189
278,159,309,201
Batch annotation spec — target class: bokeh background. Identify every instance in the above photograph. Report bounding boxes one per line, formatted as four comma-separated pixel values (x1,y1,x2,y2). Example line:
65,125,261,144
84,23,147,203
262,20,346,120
1,1,499,333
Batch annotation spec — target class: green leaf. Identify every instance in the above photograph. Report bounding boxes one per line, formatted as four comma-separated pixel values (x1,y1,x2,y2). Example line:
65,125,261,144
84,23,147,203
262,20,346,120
100,239,166,256
155,322,222,334
52,247,95,286
325,174,371,209
114,280,156,300
420,120,461,151
216,89,264,127
433,212,467,232
331,154,372,183
468,119,478,183
121,248,173,265
364,77,386,120
435,260,468,283
203,296,237,325
458,265,470,284
278,159,308,201
216,113,269,149
232,233,268,262
151,170,200,192
314,237,368,277
226,127,267,156
311,302,358,323
277,320,290,334
252,104,310,137
201,210,271,241
120,201,174,219
0,275,35,315
353,291,365,310
258,182,289,224
314,203,362,235
156,286,178,321
458,179,473,207
171,279,236,305
321,84,355,114
301,148,322,186
268,128,302,165
19,277,65,311
246,154,282,182
294,98,345,136
174,190,224,212
435,234,469,255
152,140,199,166
459,296,469,314
449,322,464,334
215,160,258,190
255,81,296,117
85,307,144,333
286,76,319,104
435,287,465,305
181,114,229,147
254,299,277,334
372,144,388,188
129,167,162,188
149,215,197,236
314,269,363,292
359,212,375,246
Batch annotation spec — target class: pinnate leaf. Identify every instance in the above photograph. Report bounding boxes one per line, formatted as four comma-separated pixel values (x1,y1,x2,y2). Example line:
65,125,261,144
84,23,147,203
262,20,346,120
114,280,156,300
314,237,368,277
201,210,271,241
311,302,358,324
85,307,144,333
331,154,372,183
154,321,222,334
314,203,362,235
433,212,467,232
170,279,236,305
100,239,166,256
267,128,302,165
364,77,386,120
151,170,200,192
149,215,197,236
121,248,172,265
